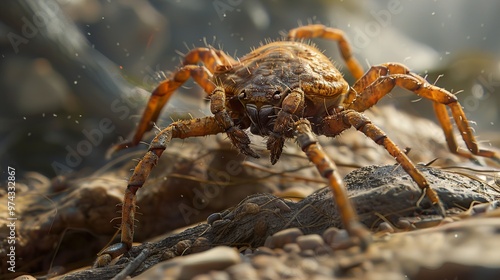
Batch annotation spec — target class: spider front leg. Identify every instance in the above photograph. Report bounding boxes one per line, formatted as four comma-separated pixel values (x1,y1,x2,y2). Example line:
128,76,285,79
94,117,224,267
108,47,232,156
345,62,499,161
295,119,371,248
267,88,305,164
211,87,259,158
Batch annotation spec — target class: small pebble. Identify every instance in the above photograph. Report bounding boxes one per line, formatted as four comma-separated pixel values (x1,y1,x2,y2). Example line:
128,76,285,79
14,275,37,280
243,248,253,255
192,237,210,253
273,248,285,256
377,222,395,233
256,266,280,280
207,212,222,225
264,236,274,248
206,271,230,280
329,229,350,248
254,246,276,256
176,239,192,255
322,227,339,245
266,228,303,249
191,275,212,280
311,274,335,280
242,202,260,214
227,263,259,279
252,254,278,269
396,219,412,230
283,243,301,254
300,258,319,274
296,234,325,251
471,202,493,215
300,249,315,257
161,249,176,261
212,219,230,228
139,246,241,279
313,265,336,277
219,209,231,217
315,244,332,256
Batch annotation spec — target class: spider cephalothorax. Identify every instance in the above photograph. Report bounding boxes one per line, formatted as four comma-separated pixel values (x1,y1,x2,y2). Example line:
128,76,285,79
214,41,351,162
95,24,498,267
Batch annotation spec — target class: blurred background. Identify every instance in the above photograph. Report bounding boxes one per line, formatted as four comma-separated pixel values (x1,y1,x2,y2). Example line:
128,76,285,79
1,0,499,177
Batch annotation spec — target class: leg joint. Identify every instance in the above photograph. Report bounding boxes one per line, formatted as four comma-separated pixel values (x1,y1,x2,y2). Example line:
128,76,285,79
361,123,387,145
297,132,317,151
126,184,140,195
294,120,317,150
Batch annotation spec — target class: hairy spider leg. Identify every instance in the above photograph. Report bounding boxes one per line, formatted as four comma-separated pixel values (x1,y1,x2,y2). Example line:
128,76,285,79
109,48,231,155
320,109,446,216
210,87,259,157
288,24,364,80
95,84,262,267
345,62,499,160
295,119,371,249
94,117,225,267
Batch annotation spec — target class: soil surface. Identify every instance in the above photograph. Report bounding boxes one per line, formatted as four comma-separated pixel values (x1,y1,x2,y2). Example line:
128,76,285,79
60,165,500,280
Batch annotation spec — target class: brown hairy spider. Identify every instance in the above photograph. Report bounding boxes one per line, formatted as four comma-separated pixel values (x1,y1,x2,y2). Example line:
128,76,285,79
94,24,498,266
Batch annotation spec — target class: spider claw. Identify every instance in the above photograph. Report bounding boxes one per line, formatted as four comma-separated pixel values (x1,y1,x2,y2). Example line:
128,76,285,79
94,242,129,268
227,127,259,158
434,201,447,218
467,154,482,166
267,133,285,164
417,188,446,217
270,154,279,165
241,145,260,158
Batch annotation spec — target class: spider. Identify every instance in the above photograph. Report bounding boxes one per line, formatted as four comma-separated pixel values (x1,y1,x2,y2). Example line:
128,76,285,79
94,24,498,267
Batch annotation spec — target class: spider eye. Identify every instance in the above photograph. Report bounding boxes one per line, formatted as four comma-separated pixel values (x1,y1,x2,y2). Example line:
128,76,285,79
238,90,247,100
273,90,281,100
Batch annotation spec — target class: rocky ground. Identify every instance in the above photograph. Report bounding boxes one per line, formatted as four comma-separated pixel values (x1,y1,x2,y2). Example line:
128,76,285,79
2,106,500,280
60,165,500,280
